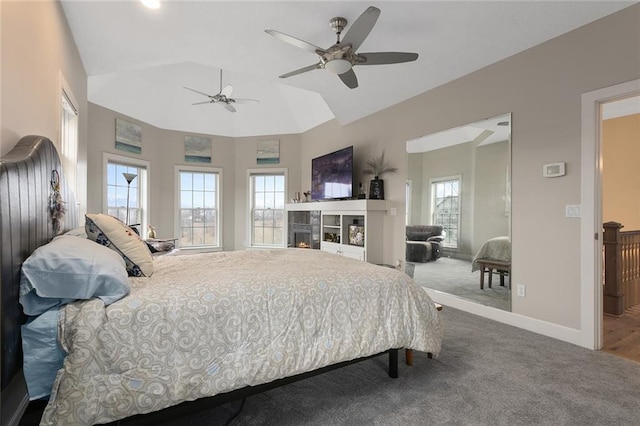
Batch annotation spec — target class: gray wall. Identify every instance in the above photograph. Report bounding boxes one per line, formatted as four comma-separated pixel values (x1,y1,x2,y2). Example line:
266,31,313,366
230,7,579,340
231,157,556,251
86,103,302,251
301,4,640,329
1,0,88,216
407,139,509,259
3,2,639,334
473,140,510,254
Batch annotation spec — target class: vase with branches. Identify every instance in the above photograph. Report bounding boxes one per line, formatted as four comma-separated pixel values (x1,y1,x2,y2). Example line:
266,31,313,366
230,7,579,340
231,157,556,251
363,150,397,200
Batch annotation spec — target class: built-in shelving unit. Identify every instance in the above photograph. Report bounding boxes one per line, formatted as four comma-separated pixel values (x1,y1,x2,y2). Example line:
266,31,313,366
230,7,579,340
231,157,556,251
285,200,387,264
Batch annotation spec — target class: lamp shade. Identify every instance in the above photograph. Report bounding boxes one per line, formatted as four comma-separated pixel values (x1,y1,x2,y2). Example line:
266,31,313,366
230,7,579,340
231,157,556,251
122,173,137,184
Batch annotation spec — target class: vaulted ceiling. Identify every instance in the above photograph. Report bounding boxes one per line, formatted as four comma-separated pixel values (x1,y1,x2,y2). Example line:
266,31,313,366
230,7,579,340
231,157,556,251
60,1,635,137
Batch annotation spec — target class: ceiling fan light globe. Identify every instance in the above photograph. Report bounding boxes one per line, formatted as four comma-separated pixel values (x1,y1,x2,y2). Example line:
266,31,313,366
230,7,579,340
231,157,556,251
141,0,160,9
325,59,352,74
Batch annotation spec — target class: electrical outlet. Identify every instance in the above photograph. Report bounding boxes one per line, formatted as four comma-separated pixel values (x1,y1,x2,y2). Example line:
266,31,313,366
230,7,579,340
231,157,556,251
517,285,526,297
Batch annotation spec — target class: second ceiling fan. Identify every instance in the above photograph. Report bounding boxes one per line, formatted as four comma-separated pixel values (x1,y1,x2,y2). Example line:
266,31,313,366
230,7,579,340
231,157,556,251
184,69,259,113
265,6,418,89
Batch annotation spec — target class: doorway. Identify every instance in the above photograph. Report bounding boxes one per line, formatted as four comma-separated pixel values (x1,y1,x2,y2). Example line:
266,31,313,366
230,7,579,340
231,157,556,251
581,79,640,352
600,95,640,362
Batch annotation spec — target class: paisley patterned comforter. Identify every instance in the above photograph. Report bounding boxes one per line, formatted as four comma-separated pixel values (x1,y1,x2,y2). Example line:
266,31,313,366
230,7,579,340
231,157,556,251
41,249,443,425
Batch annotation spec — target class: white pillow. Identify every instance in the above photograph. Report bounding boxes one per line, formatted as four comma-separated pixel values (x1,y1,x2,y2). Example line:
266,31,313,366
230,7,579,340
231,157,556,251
64,226,88,238
20,235,130,316
85,213,154,277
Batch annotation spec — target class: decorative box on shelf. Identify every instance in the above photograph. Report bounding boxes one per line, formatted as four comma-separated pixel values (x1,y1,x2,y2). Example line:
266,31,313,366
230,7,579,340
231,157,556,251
146,238,177,253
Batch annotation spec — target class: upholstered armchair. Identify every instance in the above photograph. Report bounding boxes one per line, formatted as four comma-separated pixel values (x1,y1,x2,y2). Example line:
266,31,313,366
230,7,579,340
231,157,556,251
405,225,445,262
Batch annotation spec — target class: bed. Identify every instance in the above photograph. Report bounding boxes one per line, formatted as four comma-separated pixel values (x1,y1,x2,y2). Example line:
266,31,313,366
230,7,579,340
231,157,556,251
471,236,511,289
1,136,443,425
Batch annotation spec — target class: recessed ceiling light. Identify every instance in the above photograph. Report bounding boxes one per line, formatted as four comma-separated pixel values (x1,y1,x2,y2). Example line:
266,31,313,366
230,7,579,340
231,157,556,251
141,0,160,9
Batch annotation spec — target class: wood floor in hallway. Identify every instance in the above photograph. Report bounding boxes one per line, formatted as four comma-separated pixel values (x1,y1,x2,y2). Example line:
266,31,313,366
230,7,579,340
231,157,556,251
603,304,640,363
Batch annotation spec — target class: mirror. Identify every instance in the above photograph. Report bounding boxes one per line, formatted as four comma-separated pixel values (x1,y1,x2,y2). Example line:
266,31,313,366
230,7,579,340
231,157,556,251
405,113,511,311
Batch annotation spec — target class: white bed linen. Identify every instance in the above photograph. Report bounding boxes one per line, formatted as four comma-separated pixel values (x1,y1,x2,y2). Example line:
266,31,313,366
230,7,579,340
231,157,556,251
471,236,512,272
41,249,442,425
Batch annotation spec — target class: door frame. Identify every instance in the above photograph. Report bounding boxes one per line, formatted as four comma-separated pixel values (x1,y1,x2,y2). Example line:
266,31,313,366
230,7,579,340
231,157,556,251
581,79,640,349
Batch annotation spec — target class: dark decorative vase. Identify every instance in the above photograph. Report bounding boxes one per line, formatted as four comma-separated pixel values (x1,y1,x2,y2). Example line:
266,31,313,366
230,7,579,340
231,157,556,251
369,176,384,200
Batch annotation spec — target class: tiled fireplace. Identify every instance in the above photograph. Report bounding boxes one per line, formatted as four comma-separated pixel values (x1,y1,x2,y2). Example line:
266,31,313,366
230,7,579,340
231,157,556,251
287,210,320,249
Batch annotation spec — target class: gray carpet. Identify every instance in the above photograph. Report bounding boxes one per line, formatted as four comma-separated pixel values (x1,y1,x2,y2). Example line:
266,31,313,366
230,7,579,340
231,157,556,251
158,307,640,426
411,257,511,311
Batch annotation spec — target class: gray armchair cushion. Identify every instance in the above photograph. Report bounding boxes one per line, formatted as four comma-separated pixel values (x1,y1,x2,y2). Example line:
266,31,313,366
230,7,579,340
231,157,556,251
406,225,443,241
407,232,431,241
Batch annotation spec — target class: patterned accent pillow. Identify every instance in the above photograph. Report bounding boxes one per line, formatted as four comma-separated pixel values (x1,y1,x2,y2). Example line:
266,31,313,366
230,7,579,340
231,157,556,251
85,213,154,277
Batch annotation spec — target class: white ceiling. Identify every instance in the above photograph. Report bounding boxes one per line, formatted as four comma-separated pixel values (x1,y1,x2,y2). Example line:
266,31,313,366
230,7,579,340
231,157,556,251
60,0,635,138
406,113,511,153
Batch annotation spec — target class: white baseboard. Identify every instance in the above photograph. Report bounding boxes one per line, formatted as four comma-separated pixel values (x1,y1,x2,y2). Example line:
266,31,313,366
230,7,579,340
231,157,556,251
425,289,588,349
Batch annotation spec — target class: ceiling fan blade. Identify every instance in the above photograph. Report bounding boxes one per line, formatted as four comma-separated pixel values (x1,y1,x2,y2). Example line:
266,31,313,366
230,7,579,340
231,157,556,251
279,63,322,79
341,6,380,52
221,85,233,98
233,98,260,105
265,29,326,55
184,86,213,97
338,68,358,89
357,52,419,65
192,101,213,105
223,103,237,113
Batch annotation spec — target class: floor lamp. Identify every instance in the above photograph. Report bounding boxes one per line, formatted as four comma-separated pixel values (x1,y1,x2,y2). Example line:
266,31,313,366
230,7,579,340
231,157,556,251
122,172,137,227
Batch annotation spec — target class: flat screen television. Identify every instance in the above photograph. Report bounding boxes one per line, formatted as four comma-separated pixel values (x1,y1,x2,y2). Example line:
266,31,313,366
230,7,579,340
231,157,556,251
311,146,354,201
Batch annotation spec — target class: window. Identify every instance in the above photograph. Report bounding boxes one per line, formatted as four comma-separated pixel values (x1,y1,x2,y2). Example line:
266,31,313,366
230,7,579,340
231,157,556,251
60,89,78,196
249,170,286,247
430,176,461,248
104,154,149,234
177,167,221,249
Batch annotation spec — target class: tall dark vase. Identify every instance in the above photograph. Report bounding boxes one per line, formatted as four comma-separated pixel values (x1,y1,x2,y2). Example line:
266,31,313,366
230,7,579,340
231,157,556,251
369,176,384,200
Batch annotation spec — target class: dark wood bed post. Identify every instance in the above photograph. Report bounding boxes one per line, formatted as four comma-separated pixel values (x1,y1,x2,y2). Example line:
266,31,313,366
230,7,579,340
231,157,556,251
0,136,77,426
388,349,399,378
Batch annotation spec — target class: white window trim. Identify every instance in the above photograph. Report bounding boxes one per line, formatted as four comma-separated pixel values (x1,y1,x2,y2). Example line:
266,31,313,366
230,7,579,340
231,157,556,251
247,168,288,249
59,71,79,214
429,174,462,249
405,179,413,225
174,165,223,251
103,152,151,233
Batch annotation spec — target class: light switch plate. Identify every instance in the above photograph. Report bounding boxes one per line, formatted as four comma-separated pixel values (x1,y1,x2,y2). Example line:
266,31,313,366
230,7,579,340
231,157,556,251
566,204,581,218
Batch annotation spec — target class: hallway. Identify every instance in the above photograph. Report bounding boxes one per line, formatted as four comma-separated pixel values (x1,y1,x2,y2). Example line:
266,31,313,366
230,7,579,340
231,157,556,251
603,305,640,363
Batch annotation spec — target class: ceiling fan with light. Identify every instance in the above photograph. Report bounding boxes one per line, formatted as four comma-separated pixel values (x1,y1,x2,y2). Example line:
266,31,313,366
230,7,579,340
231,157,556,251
183,70,259,112
265,6,418,89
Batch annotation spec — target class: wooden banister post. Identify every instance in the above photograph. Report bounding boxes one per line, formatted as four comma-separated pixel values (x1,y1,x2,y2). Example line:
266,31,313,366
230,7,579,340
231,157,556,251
603,221,624,316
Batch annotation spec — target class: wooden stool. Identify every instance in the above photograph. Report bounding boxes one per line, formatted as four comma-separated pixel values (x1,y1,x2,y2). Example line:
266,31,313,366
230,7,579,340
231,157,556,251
476,259,511,290
405,303,442,365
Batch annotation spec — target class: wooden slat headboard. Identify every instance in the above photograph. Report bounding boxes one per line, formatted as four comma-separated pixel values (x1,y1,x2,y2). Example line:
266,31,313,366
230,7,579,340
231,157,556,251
0,136,77,407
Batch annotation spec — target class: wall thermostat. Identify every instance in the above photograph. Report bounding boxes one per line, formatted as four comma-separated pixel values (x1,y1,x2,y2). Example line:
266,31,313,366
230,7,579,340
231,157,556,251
543,162,566,178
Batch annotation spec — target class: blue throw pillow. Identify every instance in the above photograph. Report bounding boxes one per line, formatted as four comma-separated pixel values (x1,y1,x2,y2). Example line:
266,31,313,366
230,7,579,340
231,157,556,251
19,235,130,316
